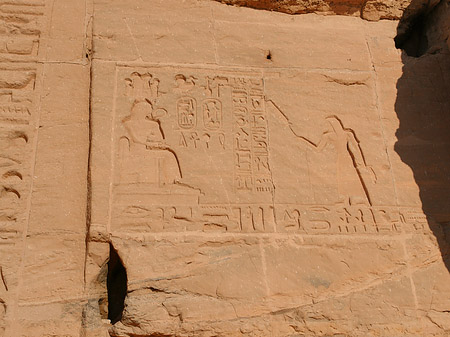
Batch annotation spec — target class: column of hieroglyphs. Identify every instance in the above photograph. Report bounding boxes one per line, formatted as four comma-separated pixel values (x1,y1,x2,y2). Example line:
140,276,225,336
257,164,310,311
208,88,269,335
0,0,91,336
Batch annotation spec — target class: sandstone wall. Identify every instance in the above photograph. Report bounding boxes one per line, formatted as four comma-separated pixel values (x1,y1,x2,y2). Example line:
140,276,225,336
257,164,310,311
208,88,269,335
0,0,91,336
0,0,449,336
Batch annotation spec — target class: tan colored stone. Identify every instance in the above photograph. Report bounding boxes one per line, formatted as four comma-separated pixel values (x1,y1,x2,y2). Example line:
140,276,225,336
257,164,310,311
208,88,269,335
0,0,449,336
0,0,91,336
88,1,450,336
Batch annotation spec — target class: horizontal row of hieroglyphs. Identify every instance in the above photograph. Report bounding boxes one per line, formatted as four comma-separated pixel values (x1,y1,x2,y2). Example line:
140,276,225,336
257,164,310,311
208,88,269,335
114,204,428,234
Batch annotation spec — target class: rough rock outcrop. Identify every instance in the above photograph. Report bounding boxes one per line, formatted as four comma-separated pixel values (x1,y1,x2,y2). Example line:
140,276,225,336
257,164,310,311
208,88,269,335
395,0,449,55
214,0,441,21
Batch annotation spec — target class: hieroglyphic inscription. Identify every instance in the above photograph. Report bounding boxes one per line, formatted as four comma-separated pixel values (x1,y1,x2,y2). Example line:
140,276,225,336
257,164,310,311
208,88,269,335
113,202,427,235
177,97,196,129
0,67,36,249
0,106,33,249
111,66,428,236
232,78,273,194
0,68,35,125
0,5,43,321
174,75,227,151
203,99,222,131
0,2,43,249
178,131,225,150
276,205,405,234
0,2,44,61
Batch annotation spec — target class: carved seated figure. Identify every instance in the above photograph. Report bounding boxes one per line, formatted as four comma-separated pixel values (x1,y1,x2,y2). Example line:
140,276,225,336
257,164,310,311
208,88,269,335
119,101,181,186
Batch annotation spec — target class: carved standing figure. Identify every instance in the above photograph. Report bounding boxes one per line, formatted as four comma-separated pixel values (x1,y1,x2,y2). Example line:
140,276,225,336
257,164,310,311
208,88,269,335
288,116,375,206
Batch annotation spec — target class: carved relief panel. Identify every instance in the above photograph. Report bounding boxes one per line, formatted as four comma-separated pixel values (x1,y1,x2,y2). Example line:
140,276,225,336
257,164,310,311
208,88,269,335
0,2,45,327
107,66,427,235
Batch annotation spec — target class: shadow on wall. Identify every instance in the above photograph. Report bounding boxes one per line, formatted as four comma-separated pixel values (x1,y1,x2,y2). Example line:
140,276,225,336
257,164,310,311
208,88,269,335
394,0,450,271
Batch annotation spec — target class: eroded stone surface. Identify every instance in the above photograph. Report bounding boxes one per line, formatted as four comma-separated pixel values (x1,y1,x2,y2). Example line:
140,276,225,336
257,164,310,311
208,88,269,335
213,0,435,21
0,0,90,336
86,1,450,336
0,0,449,336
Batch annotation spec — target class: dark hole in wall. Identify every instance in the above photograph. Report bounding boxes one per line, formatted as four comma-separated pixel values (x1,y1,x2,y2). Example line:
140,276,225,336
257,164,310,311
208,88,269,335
394,13,429,57
107,243,127,324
